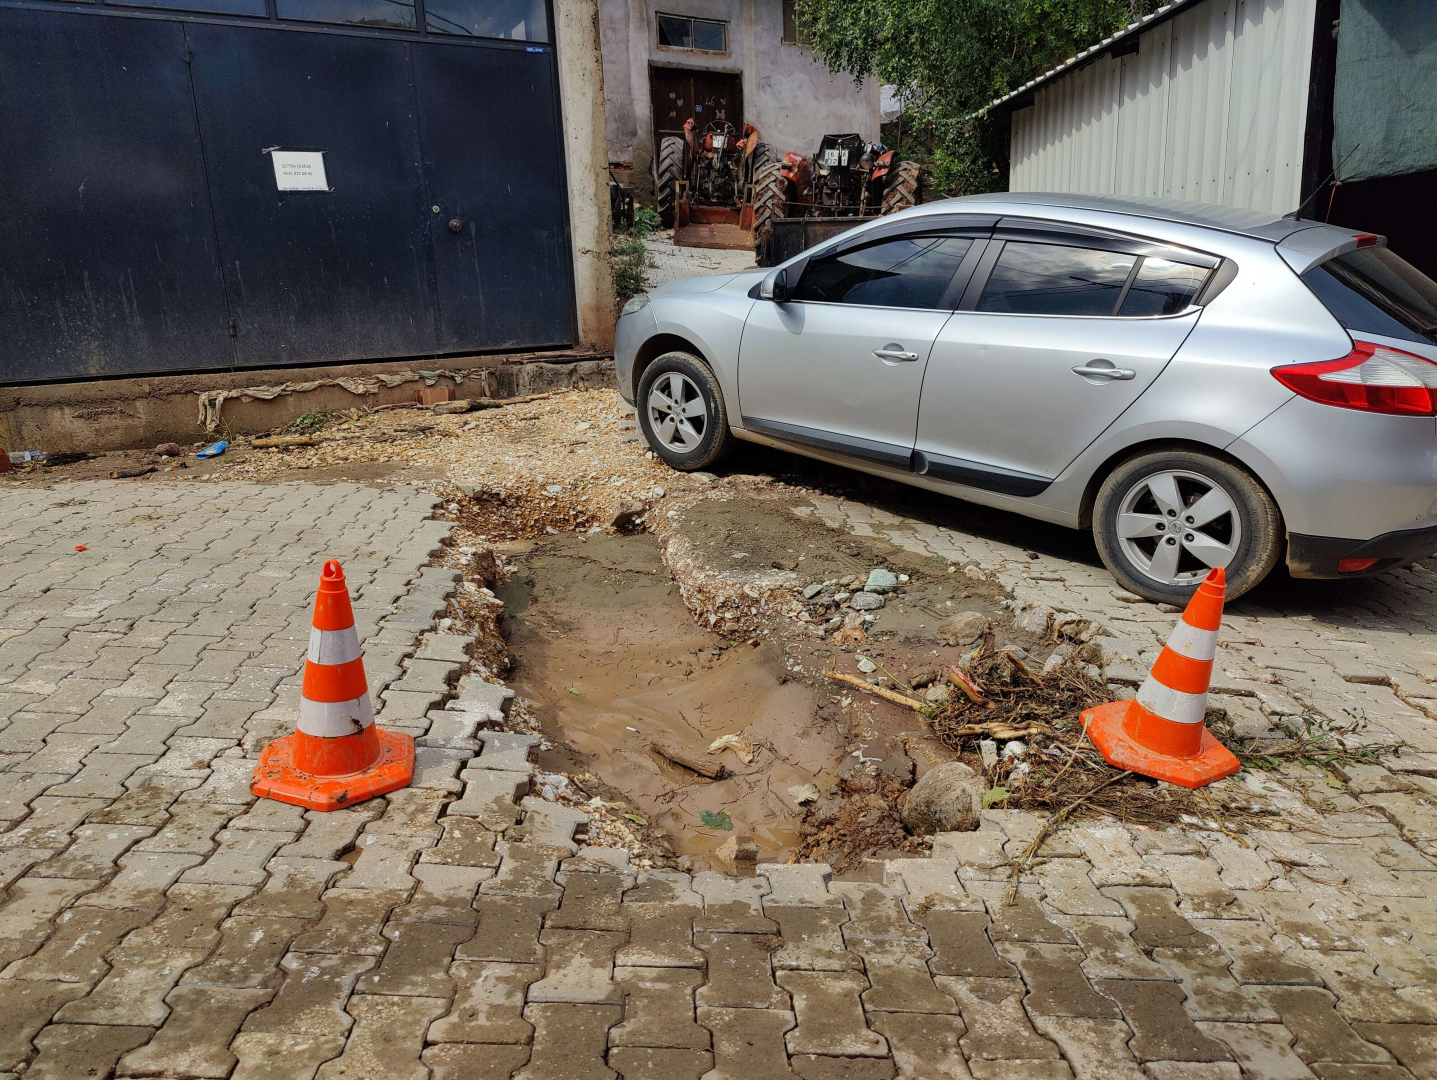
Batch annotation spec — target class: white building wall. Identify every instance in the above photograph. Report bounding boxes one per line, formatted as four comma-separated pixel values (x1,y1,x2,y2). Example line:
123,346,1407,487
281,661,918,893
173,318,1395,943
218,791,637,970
1009,0,1316,214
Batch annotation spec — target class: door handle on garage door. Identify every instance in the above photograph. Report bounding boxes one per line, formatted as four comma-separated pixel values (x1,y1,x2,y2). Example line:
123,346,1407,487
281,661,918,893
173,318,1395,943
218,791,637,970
874,347,919,362
1072,363,1136,380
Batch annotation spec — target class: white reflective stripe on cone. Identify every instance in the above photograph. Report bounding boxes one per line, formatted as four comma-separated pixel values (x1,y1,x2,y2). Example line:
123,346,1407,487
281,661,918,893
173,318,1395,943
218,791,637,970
298,694,375,738
307,625,362,666
1135,676,1207,726
1164,619,1218,663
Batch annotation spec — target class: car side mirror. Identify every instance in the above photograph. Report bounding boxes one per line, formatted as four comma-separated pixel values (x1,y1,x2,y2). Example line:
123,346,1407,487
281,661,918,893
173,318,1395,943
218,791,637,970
759,268,788,302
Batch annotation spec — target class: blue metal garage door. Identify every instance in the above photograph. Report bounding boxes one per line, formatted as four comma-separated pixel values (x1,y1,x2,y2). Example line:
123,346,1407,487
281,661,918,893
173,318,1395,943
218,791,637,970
0,0,575,383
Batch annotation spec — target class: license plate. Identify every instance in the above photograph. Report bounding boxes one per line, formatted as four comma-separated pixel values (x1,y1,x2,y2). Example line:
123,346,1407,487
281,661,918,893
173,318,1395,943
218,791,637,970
711,135,727,149
823,149,844,166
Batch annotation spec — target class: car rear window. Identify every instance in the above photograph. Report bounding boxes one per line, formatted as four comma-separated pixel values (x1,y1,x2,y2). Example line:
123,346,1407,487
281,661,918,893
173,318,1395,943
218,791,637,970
1302,246,1437,347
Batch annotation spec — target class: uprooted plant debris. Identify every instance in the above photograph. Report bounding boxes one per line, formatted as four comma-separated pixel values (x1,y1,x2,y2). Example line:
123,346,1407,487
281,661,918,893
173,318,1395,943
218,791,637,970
794,754,932,875
923,646,1406,833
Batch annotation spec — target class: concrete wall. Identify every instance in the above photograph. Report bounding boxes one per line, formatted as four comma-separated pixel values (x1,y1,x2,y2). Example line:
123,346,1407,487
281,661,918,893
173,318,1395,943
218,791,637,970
1008,0,1317,215
598,0,880,193
555,0,619,350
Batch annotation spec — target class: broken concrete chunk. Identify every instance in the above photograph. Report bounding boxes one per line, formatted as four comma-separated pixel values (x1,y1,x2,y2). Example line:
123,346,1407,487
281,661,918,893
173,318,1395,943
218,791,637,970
864,569,898,593
902,762,983,834
938,611,989,647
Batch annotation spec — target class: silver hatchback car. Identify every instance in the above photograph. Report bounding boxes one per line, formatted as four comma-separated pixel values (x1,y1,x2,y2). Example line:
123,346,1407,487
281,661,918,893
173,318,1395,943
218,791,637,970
615,193,1437,603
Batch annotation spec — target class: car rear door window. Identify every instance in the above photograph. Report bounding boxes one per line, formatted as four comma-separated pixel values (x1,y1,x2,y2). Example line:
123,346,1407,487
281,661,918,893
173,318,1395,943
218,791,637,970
794,236,973,309
1118,257,1209,316
1302,246,1437,347
977,241,1135,316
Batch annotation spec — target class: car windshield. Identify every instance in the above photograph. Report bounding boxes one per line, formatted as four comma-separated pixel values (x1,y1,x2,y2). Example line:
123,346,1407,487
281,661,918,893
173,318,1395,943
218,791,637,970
1302,246,1437,347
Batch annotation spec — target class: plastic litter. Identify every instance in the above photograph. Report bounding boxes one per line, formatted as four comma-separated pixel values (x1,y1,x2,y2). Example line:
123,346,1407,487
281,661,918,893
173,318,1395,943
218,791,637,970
196,441,228,459
8,450,45,465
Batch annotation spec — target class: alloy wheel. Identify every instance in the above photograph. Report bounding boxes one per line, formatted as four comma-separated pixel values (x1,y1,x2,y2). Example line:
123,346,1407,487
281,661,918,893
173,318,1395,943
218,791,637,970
1115,468,1243,587
646,371,707,452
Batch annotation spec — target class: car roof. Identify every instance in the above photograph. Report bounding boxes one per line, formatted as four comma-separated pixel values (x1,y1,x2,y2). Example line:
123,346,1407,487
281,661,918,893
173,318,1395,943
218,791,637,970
920,192,1317,243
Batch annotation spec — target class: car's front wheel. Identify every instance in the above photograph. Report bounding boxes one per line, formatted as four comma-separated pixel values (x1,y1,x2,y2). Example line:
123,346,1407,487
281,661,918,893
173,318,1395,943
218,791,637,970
1093,449,1282,604
636,351,735,471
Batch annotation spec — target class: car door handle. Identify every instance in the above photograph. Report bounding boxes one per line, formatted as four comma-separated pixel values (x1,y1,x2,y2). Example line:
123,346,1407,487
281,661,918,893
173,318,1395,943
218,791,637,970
1072,363,1136,380
874,348,919,362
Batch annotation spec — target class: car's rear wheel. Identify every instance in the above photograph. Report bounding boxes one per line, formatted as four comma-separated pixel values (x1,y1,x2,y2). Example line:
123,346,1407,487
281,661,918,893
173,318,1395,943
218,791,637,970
1093,449,1282,604
637,352,735,471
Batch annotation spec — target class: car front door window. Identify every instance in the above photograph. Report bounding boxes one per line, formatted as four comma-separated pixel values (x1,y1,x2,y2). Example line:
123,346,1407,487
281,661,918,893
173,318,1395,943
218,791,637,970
795,236,973,309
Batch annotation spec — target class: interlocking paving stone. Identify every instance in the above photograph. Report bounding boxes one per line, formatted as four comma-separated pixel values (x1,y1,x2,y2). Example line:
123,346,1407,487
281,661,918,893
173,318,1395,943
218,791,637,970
789,1054,896,1079
0,980,89,1071
457,895,554,964
616,910,704,967
610,965,708,1049
525,928,624,1004
922,912,1019,978
116,984,274,1078
230,1033,347,1080
0,905,148,984
1095,981,1233,1062
419,817,501,868
234,857,347,920
354,919,473,998
770,907,864,972
1153,947,1282,1022
607,1047,713,1080
695,931,787,1009
124,882,252,951
779,971,888,1057
547,871,629,931
313,993,447,1080
28,1022,152,1080
1031,1016,1147,1080
1258,988,1395,1064
389,862,488,927
514,1002,622,1080
428,960,540,1044
423,1043,533,1080
692,870,777,933
849,938,956,1014
181,915,307,988
482,842,564,901
999,943,1122,1018
698,1006,799,1080
56,946,207,1025
934,977,1064,1063
761,863,843,908
1195,1022,1316,1079
869,1011,969,1080
241,951,378,1036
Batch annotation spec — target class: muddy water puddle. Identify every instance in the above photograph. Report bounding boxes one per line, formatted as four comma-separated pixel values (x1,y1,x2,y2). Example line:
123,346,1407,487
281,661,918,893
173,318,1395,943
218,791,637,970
498,532,840,868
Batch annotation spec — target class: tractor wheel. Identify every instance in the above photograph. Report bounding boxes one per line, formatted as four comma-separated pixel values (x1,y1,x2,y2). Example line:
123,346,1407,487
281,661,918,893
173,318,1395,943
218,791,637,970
752,160,787,264
655,135,685,229
880,160,922,215
747,140,774,186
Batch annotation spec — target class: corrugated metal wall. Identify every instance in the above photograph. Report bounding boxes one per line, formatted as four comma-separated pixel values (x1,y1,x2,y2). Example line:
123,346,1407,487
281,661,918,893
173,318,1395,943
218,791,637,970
1009,0,1316,214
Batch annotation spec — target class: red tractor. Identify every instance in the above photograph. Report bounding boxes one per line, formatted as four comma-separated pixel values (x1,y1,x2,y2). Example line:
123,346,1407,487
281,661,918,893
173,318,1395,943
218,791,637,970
751,133,921,265
654,119,772,241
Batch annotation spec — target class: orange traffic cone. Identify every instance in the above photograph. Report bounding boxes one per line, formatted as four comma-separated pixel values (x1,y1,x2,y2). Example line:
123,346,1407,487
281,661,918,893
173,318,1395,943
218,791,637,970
1081,567,1239,789
251,559,414,811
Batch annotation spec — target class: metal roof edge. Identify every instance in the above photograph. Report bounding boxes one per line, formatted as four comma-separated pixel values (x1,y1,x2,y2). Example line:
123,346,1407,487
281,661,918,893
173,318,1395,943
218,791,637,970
986,0,1205,112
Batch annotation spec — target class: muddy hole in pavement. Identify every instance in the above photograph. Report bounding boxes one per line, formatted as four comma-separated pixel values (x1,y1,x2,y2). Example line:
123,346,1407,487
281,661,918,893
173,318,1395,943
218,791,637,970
496,496,1024,872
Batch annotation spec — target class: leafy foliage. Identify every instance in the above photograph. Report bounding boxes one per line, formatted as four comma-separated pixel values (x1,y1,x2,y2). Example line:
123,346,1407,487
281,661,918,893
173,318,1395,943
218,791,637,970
797,0,1160,194
612,230,654,305
282,409,340,436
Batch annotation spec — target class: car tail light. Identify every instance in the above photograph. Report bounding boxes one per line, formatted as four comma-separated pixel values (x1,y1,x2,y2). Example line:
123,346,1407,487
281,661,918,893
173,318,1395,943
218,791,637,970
1337,557,1379,573
1271,341,1437,416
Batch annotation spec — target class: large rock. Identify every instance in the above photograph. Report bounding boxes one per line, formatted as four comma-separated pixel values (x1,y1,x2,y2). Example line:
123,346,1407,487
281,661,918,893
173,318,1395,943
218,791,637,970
938,611,988,647
902,762,984,834
849,592,885,612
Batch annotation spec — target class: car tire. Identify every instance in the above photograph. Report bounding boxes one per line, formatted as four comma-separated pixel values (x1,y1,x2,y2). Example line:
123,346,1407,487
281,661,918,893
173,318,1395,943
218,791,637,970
1093,449,1282,605
637,352,735,471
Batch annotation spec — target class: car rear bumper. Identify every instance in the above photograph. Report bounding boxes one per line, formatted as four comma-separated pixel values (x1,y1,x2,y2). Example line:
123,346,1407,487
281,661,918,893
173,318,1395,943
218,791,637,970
1287,523,1437,578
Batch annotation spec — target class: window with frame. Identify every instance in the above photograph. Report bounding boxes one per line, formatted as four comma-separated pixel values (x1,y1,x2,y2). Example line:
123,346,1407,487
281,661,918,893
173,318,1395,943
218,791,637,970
276,0,416,29
782,0,811,45
657,13,727,52
794,236,974,309
977,241,1135,317
424,0,550,40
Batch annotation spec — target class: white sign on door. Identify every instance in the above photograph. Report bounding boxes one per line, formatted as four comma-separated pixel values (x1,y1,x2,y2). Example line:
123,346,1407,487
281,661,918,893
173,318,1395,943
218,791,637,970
270,150,329,191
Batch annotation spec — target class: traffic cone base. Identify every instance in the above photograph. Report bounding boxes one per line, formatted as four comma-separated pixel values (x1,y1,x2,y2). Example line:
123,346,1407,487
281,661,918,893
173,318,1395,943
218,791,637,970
252,727,414,811
1082,699,1239,789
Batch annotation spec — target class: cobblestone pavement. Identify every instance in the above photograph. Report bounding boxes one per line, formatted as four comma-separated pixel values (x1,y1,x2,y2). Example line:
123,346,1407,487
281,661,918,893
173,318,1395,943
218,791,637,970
4,478,1437,1079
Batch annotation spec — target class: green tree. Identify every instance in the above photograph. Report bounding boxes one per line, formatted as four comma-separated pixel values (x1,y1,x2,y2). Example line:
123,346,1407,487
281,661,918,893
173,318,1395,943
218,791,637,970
797,0,1158,195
